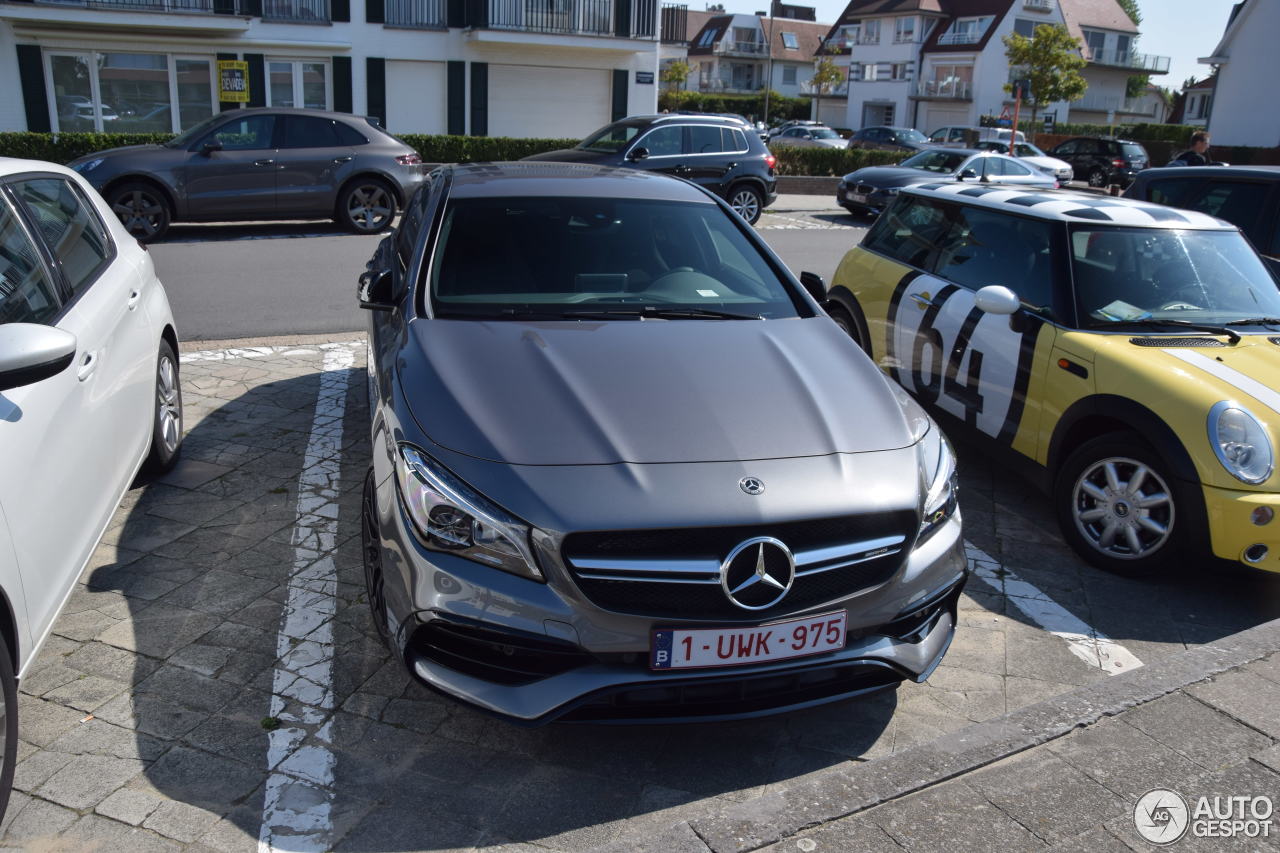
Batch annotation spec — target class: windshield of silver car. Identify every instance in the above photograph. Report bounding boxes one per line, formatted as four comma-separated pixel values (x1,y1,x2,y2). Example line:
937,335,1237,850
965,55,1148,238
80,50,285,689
900,150,968,173
428,197,802,320
1071,226,1280,326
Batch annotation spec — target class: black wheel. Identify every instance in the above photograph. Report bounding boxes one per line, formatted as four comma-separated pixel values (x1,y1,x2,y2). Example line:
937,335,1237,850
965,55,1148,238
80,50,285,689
1054,433,1194,576
144,340,182,474
728,185,764,225
1086,168,1107,188
361,468,392,644
338,179,397,234
107,182,172,243
0,631,17,826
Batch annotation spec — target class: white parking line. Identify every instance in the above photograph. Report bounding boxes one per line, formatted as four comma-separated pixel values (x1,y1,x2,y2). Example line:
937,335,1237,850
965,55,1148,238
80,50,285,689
257,344,356,853
965,541,1144,675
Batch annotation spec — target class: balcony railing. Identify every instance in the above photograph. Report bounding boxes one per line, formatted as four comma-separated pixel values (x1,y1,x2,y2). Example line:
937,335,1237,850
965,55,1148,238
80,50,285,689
480,0,655,35
1071,94,1160,116
263,0,327,20
697,78,763,94
1023,0,1052,11
385,0,445,25
37,0,234,12
1084,48,1170,73
936,30,982,45
716,39,767,55
799,80,847,96
914,79,971,99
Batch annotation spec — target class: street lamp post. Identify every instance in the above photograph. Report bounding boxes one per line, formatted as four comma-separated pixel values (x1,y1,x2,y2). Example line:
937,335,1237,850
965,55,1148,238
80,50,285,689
762,2,775,124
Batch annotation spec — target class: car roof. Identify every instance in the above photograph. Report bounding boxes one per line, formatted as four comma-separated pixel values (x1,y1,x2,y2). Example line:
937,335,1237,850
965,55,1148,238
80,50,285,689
443,162,718,203
1135,165,1280,180
214,106,371,122
0,157,80,180
629,114,746,126
899,182,1234,229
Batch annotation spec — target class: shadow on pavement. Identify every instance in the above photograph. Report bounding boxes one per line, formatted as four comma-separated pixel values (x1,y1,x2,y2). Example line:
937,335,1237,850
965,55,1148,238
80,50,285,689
161,221,390,244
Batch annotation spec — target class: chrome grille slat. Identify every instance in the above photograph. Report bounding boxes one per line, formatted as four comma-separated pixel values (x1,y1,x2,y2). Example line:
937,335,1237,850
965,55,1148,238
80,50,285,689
565,558,721,575
793,535,906,568
796,547,903,577
575,574,720,584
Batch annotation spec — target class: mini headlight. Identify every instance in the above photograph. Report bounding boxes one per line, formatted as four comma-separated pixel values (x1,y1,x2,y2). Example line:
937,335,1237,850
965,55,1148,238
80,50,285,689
394,444,543,581
73,158,104,173
916,421,958,544
1208,402,1274,485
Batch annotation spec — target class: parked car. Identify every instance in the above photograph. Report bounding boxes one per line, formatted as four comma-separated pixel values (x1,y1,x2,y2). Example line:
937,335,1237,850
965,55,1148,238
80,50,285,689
1124,165,1280,276
846,126,934,153
523,114,778,225
769,125,846,150
357,162,966,724
768,119,824,140
0,158,183,819
928,126,1025,147
66,107,428,242
826,181,1280,576
836,148,1057,217
974,140,1074,183
1048,136,1149,188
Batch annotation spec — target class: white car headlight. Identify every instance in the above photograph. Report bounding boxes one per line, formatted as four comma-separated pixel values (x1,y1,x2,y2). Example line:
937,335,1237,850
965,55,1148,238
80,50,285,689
395,444,543,581
73,158,104,173
1208,401,1274,485
916,420,958,544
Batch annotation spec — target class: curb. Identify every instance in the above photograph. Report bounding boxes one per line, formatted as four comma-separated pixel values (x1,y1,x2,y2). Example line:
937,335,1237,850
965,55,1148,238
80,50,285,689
589,615,1280,853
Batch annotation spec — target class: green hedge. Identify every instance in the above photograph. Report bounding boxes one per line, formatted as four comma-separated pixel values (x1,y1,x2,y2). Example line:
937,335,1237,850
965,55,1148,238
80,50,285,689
0,132,175,163
976,116,1201,144
396,134,578,163
771,147,906,177
658,90,811,122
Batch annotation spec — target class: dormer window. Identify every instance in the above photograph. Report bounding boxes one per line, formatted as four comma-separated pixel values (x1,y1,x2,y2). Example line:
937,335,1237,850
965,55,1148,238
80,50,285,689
781,31,799,49
939,16,991,45
697,28,717,47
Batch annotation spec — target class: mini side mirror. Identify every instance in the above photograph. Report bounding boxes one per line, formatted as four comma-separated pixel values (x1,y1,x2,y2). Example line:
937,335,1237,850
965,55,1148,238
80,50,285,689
974,285,1020,315
0,323,77,392
358,268,395,311
200,139,223,156
627,147,650,161
799,271,826,305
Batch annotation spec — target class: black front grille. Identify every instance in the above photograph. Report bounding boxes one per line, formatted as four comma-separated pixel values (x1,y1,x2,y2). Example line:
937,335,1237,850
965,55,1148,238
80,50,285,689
1129,337,1226,347
563,512,918,621
856,183,874,195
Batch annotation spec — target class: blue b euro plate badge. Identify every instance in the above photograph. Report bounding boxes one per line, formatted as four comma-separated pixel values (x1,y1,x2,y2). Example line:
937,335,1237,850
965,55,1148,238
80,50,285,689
651,629,674,669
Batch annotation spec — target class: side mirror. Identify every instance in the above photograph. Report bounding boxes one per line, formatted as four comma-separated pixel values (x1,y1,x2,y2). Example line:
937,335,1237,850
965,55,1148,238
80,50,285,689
0,324,77,393
958,168,978,181
627,147,649,162
358,268,396,311
200,139,223,156
974,285,1020,315
799,271,826,304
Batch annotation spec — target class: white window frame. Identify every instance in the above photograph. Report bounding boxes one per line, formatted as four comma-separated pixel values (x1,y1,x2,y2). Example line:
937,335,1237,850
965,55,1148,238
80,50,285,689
862,19,880,43
44,49,216,134
265,58,333,111
781,31,799,49
171,55,219,134
894,15,915,43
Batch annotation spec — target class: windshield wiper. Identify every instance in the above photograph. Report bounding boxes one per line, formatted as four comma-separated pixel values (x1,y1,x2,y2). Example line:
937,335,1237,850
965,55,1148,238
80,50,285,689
560,307,762,320
1224,317,1280,327
1094,318,1241,345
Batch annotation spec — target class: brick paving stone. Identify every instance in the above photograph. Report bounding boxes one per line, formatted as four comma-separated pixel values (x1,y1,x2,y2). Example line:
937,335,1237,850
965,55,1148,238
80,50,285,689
45,717,168,762
94,691,206,741
759,818,907,853
43,673,129,712
57,814,183,853
18,663,81,698
12,750,74,794
1045,825,1137,852
96,602,223,659
49,608,121,643
1123,692,1274,771
100,514,198,553
865,780,1045,852
155,459,235,490
143,746,262,813
169,643,234,677
36,753,147,810
1186,670,1280,740
0,794,77,845
96,787,166,826
1254,743,1280,775
1046,719,1202,800
144,800,224,843
64,640,161,685
16,694,87,748
134,664,240,714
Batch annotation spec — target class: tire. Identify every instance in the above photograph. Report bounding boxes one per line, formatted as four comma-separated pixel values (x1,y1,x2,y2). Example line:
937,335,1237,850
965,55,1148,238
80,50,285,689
1086,168,1107,189
361,467,392,644
827,302,869,355
728,184,764,225
1054,432,1194,576
338,178,397,234
0,630,17,826
107,182,172,243
144,340,183,474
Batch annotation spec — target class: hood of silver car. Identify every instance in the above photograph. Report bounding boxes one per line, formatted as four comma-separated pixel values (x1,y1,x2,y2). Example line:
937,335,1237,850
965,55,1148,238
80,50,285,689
399,317,918,465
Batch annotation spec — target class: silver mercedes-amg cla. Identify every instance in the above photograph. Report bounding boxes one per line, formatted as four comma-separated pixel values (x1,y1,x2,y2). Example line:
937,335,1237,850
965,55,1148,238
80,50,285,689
359,162,966,724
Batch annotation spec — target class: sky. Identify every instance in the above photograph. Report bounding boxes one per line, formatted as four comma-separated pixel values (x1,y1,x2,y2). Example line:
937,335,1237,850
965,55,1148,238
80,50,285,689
734,0,1240,93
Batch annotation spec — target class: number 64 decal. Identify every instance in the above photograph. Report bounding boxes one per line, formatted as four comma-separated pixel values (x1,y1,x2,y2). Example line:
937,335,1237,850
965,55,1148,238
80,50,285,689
887,273,1043,445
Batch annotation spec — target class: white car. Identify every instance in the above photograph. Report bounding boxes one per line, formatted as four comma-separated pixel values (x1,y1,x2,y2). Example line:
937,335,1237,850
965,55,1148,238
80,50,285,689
770,125,847,150
0,158,182,818
974,140,1074,183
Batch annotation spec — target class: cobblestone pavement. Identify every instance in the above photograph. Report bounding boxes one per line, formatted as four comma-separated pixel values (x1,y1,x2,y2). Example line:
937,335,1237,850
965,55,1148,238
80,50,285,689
2,337,1277,852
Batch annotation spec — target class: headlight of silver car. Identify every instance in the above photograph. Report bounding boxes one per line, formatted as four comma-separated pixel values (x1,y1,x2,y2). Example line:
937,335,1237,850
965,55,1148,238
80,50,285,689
1208,401,1274,485
73,158,104,173
916,421,958,544
395,444,543,581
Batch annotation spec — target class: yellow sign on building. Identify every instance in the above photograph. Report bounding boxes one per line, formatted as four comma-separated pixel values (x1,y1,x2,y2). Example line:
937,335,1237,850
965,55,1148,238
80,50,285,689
217,60,250,103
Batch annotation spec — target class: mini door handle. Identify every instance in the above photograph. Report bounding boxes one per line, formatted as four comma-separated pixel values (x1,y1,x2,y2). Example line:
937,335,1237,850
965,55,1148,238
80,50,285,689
127,289,141,310
908,292,938,309
254,159,275,166
77,350,98,381
334,156,353,164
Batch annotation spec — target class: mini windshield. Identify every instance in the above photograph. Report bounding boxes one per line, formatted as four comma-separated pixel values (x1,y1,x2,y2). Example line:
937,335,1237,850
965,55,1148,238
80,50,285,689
430,197,801,320
900,150,968,173
577,121,646,153
1070,226,1280,327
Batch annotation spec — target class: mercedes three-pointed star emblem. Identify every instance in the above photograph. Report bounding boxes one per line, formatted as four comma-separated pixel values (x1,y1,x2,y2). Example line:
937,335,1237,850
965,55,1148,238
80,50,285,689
720,537,795,610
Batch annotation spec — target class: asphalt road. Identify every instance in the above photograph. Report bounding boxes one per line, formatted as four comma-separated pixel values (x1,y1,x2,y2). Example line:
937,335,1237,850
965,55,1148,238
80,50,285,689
148,213,867,341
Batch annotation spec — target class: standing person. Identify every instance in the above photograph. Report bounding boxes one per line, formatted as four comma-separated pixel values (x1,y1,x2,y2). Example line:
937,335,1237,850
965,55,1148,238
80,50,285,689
1172,131,1213,166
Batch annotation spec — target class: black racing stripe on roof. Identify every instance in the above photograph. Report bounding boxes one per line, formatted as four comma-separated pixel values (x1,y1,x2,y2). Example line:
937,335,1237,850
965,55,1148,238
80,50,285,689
1063,208,1113,220
957,187,1004,197
1135,206,1190,223
916,183,947,190
1005,195,1055,207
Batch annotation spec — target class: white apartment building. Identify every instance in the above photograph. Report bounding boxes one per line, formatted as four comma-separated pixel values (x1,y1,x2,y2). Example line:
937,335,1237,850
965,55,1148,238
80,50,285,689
1200,0,1279,147
0,0,663,137
822,0,1168,134
683,10,828,100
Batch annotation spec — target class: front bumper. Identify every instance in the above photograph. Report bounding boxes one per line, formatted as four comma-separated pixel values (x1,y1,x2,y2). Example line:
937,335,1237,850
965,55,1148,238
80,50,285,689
835,184,890,217
1203,484,1280,573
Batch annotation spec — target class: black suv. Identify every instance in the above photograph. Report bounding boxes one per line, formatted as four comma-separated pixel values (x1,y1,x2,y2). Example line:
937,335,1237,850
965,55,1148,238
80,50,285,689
1047,136,1149,188
523,115,778,225
1125,165,1280,275
846,126,933,153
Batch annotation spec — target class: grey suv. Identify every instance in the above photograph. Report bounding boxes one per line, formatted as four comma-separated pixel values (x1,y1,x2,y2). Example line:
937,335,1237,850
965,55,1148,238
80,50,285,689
358,162,966,724
67,108,427,241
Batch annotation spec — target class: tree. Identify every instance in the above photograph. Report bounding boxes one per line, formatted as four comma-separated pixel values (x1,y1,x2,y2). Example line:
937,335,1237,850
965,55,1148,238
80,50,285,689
1003,24,1087,142
809,49,844,123
661,60,690,93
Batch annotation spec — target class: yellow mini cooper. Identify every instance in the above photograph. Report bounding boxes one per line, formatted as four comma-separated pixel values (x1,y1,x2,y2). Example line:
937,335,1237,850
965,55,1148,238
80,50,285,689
826,182,1280,576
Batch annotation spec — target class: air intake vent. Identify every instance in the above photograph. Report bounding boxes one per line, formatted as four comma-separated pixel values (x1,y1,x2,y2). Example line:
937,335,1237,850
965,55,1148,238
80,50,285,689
1129,337,1226,347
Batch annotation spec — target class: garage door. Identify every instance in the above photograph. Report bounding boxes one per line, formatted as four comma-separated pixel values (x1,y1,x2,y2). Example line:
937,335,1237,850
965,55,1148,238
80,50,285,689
386,60,446,134
489,65,610,138
922,106,970,137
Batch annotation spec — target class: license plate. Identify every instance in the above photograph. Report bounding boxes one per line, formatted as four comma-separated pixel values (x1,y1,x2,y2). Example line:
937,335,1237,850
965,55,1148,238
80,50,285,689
851,193,867,204
650,611,847,670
